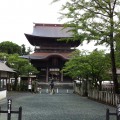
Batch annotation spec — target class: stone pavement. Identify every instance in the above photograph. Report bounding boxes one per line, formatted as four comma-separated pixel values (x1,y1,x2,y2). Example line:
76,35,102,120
0,89,116,120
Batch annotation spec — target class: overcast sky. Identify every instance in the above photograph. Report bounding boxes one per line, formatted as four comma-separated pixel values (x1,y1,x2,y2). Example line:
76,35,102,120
0,0,108,52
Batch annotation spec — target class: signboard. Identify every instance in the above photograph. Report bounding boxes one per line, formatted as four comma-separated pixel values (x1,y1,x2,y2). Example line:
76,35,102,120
28,85,32,90
49,68,60,71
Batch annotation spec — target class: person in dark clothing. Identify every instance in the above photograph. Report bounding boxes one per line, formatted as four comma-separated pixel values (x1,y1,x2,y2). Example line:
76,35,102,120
50,80,55,94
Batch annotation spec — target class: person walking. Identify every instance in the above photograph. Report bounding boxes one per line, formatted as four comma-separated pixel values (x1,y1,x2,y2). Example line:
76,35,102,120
50,79,55,94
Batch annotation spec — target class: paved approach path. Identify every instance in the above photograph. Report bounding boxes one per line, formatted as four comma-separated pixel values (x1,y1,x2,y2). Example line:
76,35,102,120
0,89,116,120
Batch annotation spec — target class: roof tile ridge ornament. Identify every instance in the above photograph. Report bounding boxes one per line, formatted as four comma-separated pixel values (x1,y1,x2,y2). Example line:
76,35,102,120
33,22,64,27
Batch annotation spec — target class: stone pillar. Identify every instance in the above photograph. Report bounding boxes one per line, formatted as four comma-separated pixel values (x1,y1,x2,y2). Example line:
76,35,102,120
28,77,32,92
46,67,49,82
18,77,21,85
61,71,63,82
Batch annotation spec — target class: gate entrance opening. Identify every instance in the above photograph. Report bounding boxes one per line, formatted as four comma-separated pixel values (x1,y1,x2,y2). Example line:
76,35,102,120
49,68,60,82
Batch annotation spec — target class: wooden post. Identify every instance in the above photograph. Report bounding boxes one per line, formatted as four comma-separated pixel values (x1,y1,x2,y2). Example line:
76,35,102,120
57,88,58,93
67,89,68,93
106,108,109,120
46,67,49,82
18,107,22,120
117,104,120,120
0,99,22,120
7,99,12,120
61,71,63,82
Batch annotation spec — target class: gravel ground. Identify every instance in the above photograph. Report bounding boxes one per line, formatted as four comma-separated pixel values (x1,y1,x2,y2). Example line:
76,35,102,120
0,89,116,120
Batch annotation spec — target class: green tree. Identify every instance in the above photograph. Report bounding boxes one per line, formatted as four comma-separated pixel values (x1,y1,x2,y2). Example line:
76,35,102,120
26,47,32,55
53,0,120,93
62,50,110,90
62,50,90,79
21,44,32,55
21,44,26,55
20,64,39,76
0,41,21,54
115,33,120,67
88,50,110,90
7,54,38,75
0,52,9,62
7,54,38,90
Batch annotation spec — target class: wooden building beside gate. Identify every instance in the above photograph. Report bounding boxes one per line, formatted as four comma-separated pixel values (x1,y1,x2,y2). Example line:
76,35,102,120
23,23,80,82
0,62,15,90
0,62,15,100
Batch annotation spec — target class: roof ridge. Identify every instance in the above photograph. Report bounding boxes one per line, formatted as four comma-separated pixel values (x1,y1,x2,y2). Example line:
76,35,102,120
33,23,64,27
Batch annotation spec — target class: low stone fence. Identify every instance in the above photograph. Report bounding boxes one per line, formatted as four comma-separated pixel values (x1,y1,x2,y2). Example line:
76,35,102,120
73,81,120,106
88,90,120,106
73,83,84,96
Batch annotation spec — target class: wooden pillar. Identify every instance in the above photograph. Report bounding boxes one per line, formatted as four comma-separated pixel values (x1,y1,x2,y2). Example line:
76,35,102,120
2,79,4,89
7,72,9,90
46,67,49,82
61,71,63,82
3,78,5,89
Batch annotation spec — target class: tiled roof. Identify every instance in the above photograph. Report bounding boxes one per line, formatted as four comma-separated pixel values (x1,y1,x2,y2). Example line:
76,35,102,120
0,62,14,72
22,52,72,60
24,23,80,47
25,33,80,47
30,23,73,38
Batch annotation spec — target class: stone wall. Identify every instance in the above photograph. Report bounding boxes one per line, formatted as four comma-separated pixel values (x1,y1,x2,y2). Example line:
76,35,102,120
0,90,7,100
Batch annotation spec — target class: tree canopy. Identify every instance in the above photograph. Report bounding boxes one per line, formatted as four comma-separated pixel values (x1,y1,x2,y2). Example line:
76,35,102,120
0,42,32,55
7,54,38,76
0,52,9,62
21,44,32,55
0,41,21,54
62,50,110,90
53,0,120,93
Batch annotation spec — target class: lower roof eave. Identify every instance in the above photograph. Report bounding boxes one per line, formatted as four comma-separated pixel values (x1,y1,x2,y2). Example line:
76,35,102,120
21,55,70,61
